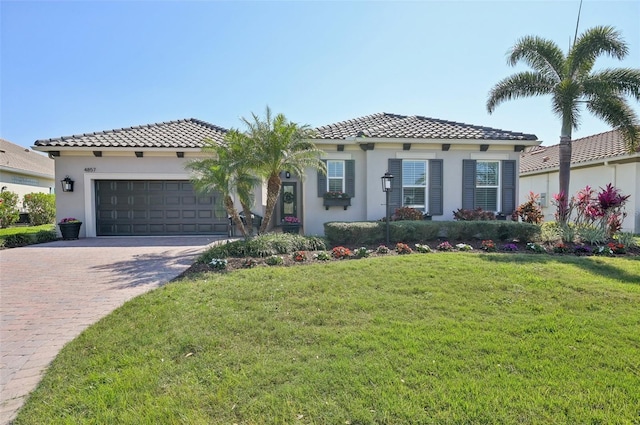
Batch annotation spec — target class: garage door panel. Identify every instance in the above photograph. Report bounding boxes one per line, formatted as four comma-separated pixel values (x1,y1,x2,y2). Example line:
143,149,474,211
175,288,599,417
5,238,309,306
96,180,226,236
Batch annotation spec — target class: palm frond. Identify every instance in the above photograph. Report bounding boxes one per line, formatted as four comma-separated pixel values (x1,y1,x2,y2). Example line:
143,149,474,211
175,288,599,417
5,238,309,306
508,35,565,82
582,68,640,102
487,72,555,113
551,80,583,130
586,95,640,152
568,26,628,78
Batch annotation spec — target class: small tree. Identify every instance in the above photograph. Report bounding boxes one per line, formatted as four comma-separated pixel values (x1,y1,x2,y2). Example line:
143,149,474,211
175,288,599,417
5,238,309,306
0,191,20,228
23,193,56,225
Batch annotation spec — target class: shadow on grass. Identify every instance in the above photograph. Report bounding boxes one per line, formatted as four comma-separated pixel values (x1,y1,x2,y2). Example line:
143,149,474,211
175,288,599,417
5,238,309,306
479,253,640,284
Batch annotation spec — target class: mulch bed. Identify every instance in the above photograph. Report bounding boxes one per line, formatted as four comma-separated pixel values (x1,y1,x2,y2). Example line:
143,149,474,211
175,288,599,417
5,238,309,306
174,241,639,281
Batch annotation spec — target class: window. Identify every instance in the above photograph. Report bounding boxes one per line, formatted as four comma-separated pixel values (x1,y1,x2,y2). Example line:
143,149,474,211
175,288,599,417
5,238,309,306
475,161,500,211
327,160,345,192
402,160,427,211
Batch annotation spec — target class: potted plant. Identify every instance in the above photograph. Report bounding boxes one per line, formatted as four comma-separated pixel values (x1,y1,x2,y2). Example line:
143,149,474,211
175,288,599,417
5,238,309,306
282,216,301,234
58,217,82,240
322,191,351,210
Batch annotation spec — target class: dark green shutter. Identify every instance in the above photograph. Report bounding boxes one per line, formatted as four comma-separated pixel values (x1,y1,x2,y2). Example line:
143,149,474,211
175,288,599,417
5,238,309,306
345,160,355,197
462,159,476,210
388,159,402,208
501,160,516,214
429,159,443,215
317,160,327,197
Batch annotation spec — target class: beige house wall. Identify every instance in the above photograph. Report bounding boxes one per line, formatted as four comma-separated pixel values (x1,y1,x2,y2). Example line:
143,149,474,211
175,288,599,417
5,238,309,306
0,169,55,210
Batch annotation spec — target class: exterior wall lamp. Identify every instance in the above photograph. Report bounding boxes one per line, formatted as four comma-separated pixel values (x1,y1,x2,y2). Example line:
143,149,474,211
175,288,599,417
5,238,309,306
61,176,75,192
381,171,394,246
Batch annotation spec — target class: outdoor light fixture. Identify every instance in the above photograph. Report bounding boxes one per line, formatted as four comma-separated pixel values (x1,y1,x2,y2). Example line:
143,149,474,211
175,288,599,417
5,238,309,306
61,176,74,192
285,171,291,179
381,171,394,245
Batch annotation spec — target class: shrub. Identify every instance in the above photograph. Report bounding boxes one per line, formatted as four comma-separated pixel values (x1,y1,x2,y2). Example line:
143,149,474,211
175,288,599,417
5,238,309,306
313,251,331,261
0,191,20,228
436,241,453,251
526,242,547,253
324,222,382,246
392,206,424,221
3,233,32,248
513,192,544,224
614,232,637,248
481,240,496,252
292,251,307,262
573,244,592,255
197,234,327,263
540,222,562,244
23,193,56,225
395,243,413,254
376,245,390,254
502,243,518,252
607,242,626,255
576,225,607,246
553,242,570,254
353,247,370,258
456,243,473,251
209,258,227,271
414,243,432,253
453,208,496,221
331,246,352,259
242,258,258,268
265,255,284,266
35,230,57,243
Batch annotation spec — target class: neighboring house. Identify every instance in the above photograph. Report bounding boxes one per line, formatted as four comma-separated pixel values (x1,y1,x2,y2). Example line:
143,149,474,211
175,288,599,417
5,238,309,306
520,129,640,234
33,114,539,238
0,138,55,211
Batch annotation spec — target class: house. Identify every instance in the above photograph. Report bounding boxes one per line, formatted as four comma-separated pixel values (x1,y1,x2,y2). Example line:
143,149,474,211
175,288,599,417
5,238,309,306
519,129,640,234
33,114,539,238
0,138,55,211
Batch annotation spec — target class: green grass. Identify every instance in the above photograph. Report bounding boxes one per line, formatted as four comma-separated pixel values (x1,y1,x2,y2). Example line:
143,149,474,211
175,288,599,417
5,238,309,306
0,224,54,238
15,254,640,424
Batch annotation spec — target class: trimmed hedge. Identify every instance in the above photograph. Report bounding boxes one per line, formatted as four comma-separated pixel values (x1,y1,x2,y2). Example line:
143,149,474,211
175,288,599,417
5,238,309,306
324,221,540,246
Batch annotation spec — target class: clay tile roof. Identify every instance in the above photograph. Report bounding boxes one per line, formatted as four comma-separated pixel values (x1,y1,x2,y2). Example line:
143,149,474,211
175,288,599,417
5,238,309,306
0,138,54,177
33,118,228,149
314,112,538,141
520,129,636,174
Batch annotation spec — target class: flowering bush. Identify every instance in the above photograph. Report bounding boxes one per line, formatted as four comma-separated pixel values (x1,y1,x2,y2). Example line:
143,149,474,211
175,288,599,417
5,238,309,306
502,243,518,252
594,245,614,256
414,243,432,253
481,240,496,252
323,191,351,199
456,243,473,251
209,258,227,271
436,241,454,251
376,245,390,254
314,251,331,261
265,255,284,266
292,251,307,262
526,242,546,253
607,242,626,255
395,243,413,254
59,217,81,224
331,246,352,259
283,216,300,224
353,247,370,258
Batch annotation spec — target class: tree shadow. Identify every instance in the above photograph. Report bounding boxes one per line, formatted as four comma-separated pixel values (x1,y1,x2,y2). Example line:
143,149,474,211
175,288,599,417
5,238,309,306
478,253,640,284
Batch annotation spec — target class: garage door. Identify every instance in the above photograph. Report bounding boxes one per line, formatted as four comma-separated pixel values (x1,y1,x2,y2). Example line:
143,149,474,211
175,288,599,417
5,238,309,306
95,180,227,236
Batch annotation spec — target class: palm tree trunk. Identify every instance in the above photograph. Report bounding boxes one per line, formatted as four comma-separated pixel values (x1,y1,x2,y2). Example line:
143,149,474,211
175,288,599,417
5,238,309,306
240,201,253,237
557,123,572,224
259,173,281,234
225,196,247,237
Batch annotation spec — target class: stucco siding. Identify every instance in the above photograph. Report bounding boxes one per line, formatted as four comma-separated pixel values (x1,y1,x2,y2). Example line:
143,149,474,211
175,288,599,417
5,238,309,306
0,169,55,210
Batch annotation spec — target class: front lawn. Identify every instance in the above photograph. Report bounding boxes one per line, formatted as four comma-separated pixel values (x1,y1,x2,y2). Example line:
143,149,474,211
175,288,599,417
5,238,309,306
15,254,640,424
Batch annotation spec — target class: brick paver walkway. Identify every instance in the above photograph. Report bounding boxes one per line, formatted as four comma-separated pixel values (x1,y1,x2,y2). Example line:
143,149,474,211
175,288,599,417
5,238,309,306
0,236,222,424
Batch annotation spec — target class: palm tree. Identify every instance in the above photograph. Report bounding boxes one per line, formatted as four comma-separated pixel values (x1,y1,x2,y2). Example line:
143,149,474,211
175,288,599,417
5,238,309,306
487,26,640,222
186,136,259,239
240,107,326,234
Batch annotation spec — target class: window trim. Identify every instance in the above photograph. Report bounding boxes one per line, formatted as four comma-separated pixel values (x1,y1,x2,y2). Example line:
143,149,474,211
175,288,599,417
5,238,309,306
326,159,345,193
401,159,428,212
475,160,501,212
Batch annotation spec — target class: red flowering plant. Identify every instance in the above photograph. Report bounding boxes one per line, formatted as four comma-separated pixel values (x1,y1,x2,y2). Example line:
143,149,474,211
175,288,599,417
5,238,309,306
292,251,307,262
481,240,496,252
607,242,626,255
283,216,300,224
331,246,352,259
395,243,413,254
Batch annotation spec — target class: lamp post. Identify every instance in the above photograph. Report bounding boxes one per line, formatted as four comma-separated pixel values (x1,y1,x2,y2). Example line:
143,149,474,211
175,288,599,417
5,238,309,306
381,171,394,246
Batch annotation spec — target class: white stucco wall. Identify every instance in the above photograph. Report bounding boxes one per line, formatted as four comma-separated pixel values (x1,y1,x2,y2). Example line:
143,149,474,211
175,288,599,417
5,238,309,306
303,143,522,236
0,169,55,210
520,161,639,233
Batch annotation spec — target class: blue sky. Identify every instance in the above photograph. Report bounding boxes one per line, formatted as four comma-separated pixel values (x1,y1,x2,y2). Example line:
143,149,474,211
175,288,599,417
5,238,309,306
1,0,639,149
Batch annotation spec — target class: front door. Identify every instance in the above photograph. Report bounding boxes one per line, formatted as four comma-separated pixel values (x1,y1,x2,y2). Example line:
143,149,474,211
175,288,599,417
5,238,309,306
280,182,297,219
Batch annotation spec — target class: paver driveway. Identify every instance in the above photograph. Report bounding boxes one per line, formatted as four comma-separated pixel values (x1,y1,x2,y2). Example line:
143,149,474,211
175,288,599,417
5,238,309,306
0,236,223,424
